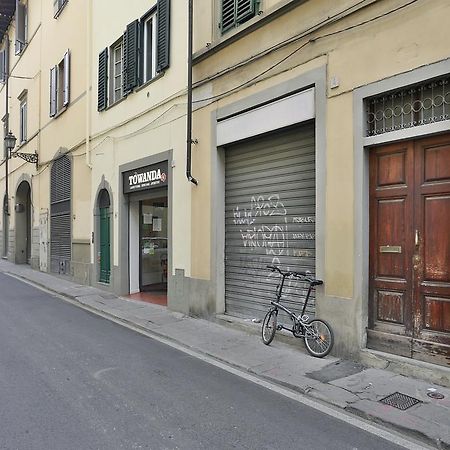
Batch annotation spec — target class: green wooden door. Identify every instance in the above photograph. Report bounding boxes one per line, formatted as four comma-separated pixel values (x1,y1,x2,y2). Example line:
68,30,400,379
99,207,110,283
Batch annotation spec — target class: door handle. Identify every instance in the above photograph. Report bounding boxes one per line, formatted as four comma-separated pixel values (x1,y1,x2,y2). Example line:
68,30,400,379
415,229,419,247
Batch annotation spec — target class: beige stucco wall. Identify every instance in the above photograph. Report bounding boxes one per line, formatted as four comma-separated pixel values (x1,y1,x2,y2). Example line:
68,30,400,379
190,0,450,321
90,0,192,285
0,0,91,274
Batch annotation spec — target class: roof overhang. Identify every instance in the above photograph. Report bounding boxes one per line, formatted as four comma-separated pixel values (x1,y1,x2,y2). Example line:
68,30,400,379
0,0,15,43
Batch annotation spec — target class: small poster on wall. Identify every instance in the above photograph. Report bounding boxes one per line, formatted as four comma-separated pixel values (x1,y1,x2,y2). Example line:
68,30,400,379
143,213,153,224
153,218,162,232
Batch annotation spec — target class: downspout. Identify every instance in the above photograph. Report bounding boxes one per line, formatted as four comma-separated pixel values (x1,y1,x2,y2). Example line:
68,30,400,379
85,0,92,169
186,0,197,185
4,36,10,217
3,36,10,259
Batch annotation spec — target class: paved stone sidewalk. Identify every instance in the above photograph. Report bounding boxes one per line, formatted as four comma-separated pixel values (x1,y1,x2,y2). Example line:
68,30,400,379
1,260,450,449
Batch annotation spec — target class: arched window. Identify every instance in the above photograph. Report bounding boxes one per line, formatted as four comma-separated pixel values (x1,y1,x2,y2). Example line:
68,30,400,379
98,189,110,209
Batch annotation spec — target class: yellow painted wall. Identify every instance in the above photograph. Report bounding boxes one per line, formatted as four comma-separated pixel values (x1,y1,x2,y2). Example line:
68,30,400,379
0,0,91,268
190,0,450,303
90,0,192,276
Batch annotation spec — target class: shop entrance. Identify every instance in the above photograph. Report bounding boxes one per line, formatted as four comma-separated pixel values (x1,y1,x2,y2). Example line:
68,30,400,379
368,133,450,367
139,197,168,293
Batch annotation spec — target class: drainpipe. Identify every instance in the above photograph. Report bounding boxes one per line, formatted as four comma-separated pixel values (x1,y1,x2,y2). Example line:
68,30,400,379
85,0,92,169
4,36,10,217
186,0,198,185
3,36,10,258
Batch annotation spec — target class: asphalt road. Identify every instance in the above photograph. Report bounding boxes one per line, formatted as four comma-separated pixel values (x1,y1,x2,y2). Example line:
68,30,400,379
0,273,407,450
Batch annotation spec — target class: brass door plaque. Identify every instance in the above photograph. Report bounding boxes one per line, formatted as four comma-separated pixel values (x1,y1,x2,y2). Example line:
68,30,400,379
379,245,402,254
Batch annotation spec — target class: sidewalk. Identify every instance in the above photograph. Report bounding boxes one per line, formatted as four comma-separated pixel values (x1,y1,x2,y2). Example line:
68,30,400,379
1,260,449,449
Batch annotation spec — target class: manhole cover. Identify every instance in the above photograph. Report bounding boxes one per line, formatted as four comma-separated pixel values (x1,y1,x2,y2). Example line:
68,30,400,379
379,392,421,410
427,392,445,400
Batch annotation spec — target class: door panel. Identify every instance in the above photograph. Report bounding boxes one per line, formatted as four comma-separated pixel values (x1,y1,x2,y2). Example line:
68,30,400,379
369,142,413,343
99,207,110,283
413,136,450,365
376,199,407,279
423,196,450,282
369,134,450,367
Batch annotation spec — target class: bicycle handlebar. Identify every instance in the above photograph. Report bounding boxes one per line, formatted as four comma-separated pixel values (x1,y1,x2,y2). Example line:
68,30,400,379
266,265,323,286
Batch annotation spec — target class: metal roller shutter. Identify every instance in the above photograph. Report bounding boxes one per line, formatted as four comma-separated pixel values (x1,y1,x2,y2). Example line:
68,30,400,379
225,123,316,320
50,155,71,274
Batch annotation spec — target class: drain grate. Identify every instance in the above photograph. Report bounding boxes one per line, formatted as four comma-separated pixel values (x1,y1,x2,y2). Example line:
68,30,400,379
379,392,421,410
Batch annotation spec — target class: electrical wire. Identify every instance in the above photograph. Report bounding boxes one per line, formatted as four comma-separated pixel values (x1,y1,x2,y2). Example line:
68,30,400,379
194,0,370,87
193,0,421,104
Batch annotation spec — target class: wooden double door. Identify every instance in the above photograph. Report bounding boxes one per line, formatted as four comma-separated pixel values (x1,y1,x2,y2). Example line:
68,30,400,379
369,134,450,367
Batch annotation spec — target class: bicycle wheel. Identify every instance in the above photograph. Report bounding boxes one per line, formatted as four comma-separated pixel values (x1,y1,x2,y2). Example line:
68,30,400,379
303,319,333,357
262,309,277,345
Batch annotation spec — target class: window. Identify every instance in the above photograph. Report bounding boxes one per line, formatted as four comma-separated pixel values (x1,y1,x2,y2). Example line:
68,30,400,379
366,75,450,136
0,43,8,83
20,96,27,143
110,39,123,105
142,12,157,83
50,50,70,117
97,0,171,112
15,0,28,55
220,0,258,34
53,0,68,18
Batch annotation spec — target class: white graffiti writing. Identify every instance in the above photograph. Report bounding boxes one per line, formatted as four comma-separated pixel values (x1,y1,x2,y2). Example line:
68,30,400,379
293,216,315,223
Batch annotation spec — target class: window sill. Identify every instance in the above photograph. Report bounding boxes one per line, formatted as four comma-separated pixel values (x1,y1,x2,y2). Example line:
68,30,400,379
15,42,28,58
54,1,68,19
104,95,127,111
100,72,166,113
135,71,165,93
17,140,27,150
51,105,68,119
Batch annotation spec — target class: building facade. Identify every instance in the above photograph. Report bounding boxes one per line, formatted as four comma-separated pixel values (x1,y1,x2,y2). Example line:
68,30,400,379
89,0,193,312
0,0,91,282
0,0,449,368
189,0,450,366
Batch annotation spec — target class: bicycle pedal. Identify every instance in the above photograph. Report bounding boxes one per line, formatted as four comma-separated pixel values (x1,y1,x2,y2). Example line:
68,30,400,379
276,324,283,330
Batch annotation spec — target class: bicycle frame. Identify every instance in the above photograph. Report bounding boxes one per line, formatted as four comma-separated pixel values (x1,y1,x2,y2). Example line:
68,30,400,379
270,272,315,335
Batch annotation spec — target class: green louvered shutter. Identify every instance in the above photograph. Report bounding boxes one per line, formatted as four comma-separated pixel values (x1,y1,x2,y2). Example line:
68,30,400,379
221,0,257,34
123,20,139,94
97,48,108,111
221,0,235,32
236,0,256,23
156,0,170,72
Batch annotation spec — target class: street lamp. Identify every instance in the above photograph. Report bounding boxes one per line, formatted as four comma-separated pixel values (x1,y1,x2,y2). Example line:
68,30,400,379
4,131,16,156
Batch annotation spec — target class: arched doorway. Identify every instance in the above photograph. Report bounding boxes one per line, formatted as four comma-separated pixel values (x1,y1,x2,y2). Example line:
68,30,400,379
98,189,111,283
15,180,32,264
3,194,9,258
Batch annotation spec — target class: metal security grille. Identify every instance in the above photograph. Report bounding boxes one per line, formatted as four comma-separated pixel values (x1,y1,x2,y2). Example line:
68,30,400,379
379,392,421,410
225,124,316,319
366,75,450,136
50,155,71,274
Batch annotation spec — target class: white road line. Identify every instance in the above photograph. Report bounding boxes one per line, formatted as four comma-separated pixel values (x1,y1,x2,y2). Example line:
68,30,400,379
4,272,431,450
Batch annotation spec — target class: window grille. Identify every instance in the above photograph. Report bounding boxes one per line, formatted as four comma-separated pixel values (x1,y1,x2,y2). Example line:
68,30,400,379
366,76,450,137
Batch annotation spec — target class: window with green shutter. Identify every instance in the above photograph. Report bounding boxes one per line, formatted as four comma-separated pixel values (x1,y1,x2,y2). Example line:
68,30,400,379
97,0,171,110
221,0,258,34
123,20,139,94
97,48,108,111
156,0,170,72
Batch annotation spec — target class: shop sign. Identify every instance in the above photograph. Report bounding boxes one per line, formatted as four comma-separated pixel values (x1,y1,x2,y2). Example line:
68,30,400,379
123,161,168,194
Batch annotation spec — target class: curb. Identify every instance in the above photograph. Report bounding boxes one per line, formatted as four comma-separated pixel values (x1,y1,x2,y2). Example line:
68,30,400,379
4,269,443,449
